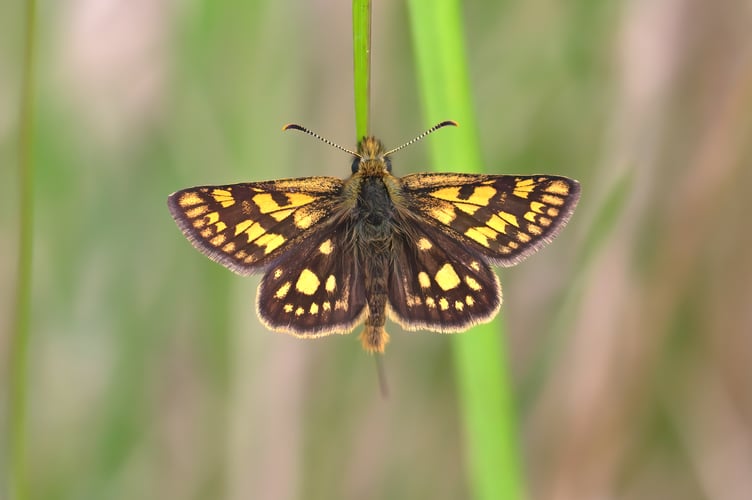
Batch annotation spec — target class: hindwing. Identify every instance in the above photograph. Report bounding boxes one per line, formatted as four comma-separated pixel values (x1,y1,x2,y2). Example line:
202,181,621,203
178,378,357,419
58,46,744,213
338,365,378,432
256,216,368,336
387,213,501,332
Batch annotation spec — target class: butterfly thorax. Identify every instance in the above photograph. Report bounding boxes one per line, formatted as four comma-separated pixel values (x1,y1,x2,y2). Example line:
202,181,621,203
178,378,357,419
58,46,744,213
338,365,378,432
348,136,403,235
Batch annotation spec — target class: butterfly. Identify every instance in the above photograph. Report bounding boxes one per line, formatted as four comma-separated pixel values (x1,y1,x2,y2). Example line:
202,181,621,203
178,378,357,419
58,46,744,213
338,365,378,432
167,121,580,352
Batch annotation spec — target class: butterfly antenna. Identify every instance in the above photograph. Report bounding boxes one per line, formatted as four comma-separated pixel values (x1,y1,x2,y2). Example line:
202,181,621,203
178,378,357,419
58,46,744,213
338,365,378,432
283,123,360,157
384,120,459,157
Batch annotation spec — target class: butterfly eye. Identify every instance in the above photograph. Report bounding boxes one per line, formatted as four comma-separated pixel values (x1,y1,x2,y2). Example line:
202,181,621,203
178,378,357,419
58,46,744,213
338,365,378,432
351,157,361,173
384,157,392,172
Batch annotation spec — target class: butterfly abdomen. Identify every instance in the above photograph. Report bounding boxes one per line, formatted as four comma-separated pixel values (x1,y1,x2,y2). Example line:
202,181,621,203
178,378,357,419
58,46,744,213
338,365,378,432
351,174,399,352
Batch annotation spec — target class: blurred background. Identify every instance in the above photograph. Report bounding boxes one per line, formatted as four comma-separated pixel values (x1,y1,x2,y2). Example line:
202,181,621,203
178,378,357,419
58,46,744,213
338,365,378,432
2,0,752,499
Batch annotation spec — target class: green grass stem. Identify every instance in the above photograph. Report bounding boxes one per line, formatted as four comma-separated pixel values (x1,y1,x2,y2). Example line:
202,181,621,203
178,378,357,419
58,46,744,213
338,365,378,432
352,0,371,140
8,1,38,499
407,1,526,499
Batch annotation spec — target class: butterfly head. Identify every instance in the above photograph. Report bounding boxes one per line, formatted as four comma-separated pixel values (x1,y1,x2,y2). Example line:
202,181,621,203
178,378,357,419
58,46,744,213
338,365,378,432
352,136,392,174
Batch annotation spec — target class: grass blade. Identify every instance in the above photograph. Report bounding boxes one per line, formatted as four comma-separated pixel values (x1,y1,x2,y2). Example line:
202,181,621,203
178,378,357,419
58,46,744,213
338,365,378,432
407,1,526,499
8,1,38,499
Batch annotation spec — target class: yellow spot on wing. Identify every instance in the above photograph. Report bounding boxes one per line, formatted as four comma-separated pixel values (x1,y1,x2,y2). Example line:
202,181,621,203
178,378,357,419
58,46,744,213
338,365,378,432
275,282,291,299
319,239,333,255
486,214,508,234
429,185,496,206
210,234,226,246
417,238,432,250
252,192,315,214
455,202,481,215
270,208,294,222
429,187,462,202
465,276,482,291
465,226,498,247
179,192,203,207
185,205,208,218
498,211,520,228
255,233,285,254
325,275,336,293
467,186,497,205
435,263,461,291
541,194,564,206
294,214,313,229
295,269,320,295
418,272,431,289
439,298,450,310
286,192,317,206
206,212,220,225
513,178,536,198
236,220,266,243
545,180,570,195
284,304,294,313
531,201,546,213
309,303,319,314
212,189,235,207
293,207,323,229
430,206,456,225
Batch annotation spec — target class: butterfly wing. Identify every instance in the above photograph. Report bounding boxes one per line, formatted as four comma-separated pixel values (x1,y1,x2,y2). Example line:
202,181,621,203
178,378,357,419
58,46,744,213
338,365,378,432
256,215,368,337
167,177,343,275
387,217,501,332
400,173,580,266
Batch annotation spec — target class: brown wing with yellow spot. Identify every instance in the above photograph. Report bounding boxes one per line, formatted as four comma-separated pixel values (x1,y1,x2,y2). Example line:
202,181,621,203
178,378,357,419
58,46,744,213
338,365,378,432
256,215,368,336
400,173,580,266
387,214,501,332
167,177,344,275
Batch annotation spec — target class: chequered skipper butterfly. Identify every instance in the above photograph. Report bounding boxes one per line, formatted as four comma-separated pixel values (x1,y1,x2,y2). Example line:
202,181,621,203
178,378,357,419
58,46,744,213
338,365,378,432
168,121,580,352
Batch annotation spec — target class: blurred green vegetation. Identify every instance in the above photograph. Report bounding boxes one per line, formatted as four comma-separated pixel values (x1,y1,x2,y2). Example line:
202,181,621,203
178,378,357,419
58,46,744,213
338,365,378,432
2,1,752,500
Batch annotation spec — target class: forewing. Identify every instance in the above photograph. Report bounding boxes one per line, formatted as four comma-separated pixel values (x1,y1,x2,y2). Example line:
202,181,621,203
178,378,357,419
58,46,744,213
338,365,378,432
401,173,580,266
257,220,367,336
167,177,343,275
387,219,501,332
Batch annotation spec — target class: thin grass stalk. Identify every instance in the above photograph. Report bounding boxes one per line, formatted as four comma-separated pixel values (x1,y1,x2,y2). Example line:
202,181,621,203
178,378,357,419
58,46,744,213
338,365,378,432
352,0,372,139
8,1,39,499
